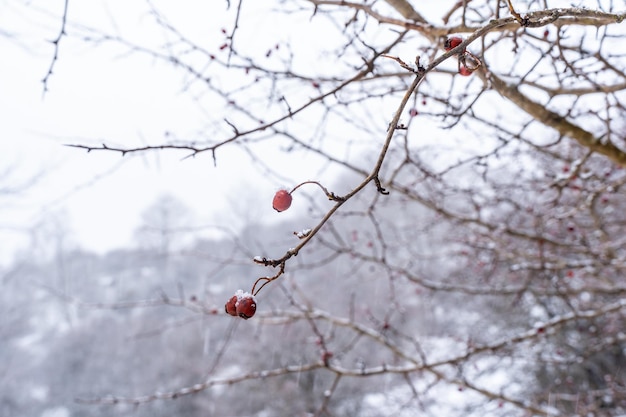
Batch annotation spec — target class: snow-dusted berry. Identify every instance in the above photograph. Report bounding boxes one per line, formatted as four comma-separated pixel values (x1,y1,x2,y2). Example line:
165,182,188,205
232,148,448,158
224,294,238,316
444,36,463,51
272,189,292,212
236,295,257,319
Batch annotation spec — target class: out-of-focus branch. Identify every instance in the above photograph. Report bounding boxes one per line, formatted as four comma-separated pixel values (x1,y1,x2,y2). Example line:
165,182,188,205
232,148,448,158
524,80,626,96
76,362,327,405
383,0,427,23
77,298,626,413
487,71,626,166
307,0,431,34
308,2,625,39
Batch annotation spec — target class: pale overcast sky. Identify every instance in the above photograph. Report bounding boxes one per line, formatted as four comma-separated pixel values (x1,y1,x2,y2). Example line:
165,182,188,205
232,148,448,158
0,1,293,263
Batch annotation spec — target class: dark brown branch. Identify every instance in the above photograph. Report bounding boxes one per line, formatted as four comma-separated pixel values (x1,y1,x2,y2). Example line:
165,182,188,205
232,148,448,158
383,0,427,23
65,142,222,160
42,0,69,95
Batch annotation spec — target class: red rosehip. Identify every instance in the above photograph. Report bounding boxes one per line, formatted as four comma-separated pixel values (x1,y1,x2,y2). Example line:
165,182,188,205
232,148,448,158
236,295,257,319
444,36,463,51
225,295,238,316
458,65,473,76
272,189,292,212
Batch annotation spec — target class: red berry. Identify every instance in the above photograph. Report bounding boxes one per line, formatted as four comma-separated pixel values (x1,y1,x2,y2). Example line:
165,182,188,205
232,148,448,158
444,36,463,51
272,189,292,212
458,65,473,76
409,108,418,117
236,295,257,319
225,295,238,316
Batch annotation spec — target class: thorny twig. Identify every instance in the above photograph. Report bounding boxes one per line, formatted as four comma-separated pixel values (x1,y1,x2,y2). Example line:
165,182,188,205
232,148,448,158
42,0,70,94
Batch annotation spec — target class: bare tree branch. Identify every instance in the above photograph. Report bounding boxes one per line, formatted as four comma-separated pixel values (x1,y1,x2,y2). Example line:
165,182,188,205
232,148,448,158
42,0,69,95
487,71,626,166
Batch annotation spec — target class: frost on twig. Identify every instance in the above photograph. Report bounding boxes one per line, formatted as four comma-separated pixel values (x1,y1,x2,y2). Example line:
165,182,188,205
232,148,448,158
294,228,312,239
381,54,425,74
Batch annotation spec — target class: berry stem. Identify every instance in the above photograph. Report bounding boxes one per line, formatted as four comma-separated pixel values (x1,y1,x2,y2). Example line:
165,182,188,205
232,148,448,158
289,181,345,202
251,262,285,295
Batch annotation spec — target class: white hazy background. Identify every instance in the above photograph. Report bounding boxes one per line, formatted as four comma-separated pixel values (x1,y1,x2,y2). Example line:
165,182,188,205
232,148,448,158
0,1,317,265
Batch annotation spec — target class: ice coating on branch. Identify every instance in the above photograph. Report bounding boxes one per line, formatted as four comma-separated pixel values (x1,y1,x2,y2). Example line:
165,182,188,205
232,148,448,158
253,255,264,263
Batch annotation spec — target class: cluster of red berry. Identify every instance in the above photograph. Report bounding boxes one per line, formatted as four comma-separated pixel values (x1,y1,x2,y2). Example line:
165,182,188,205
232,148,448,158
225,290,257,319
444,36,482,76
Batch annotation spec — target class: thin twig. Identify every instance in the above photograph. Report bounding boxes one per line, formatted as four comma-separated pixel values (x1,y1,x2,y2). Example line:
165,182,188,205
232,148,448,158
505,0,526,25
42,0,70,95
